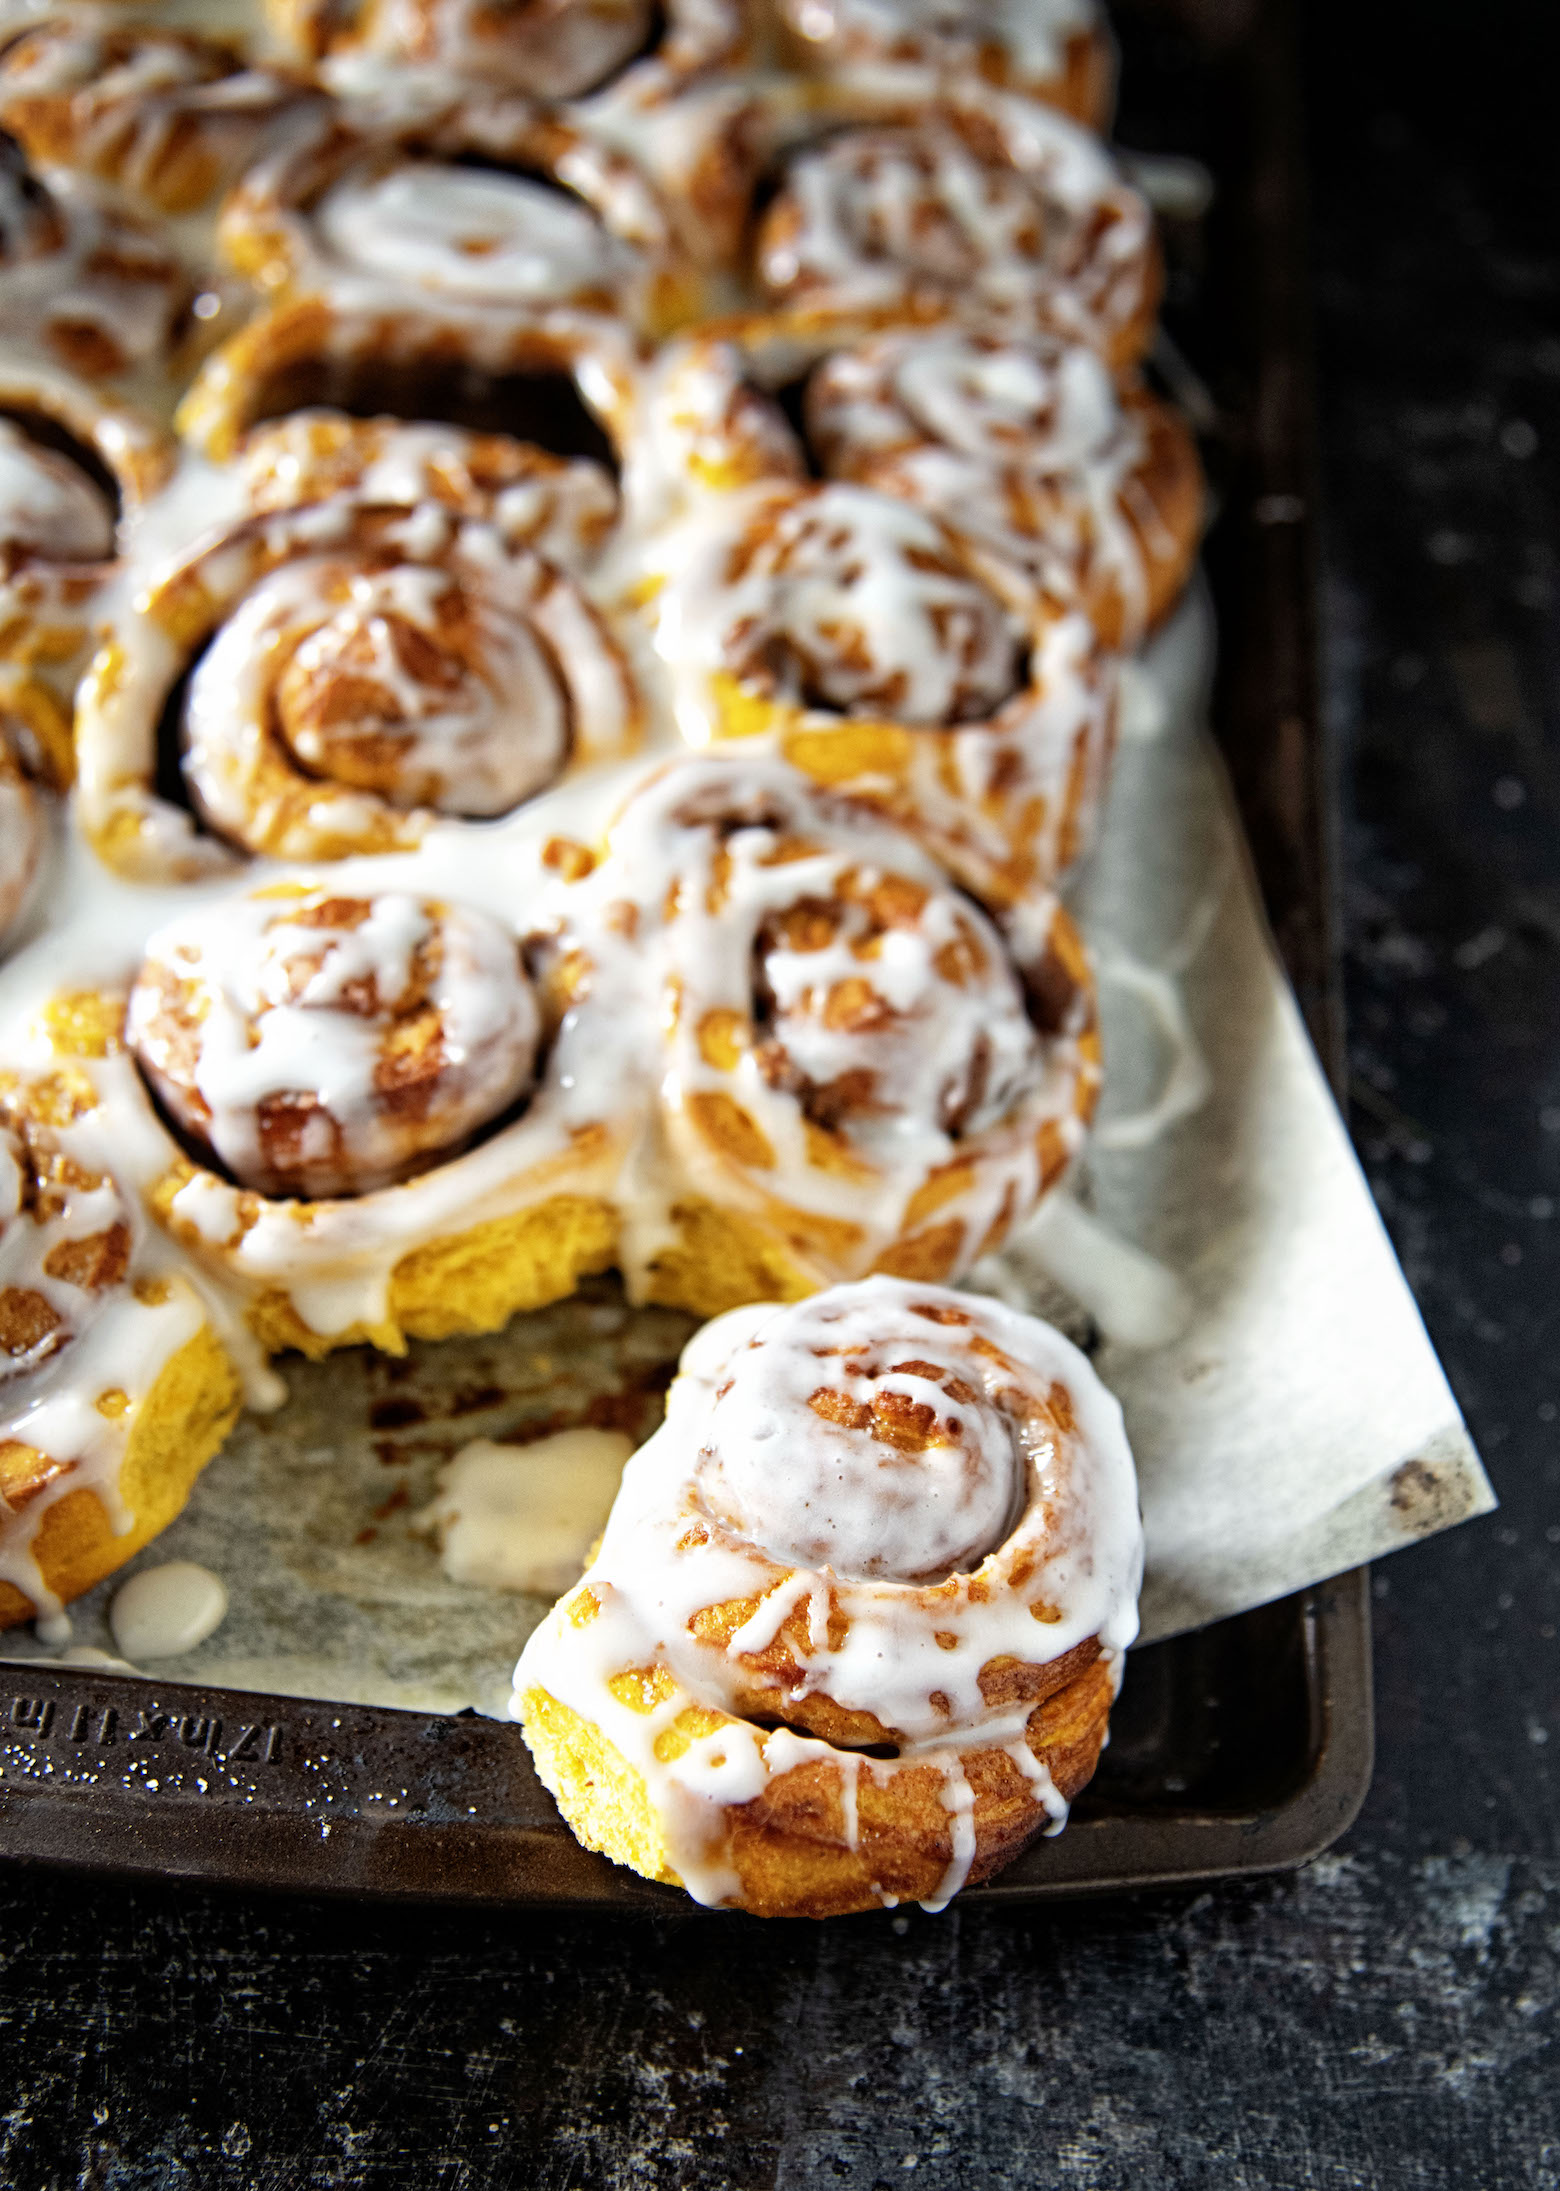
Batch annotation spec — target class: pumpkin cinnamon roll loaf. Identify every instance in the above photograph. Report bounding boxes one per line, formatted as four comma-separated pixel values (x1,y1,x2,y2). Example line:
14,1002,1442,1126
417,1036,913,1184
579,757,1099,1313
0,1061,243,1629
516,1275,1143,1914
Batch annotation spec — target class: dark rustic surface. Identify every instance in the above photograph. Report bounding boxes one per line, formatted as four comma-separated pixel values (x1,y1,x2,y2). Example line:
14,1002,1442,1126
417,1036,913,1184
4,3,1560,2183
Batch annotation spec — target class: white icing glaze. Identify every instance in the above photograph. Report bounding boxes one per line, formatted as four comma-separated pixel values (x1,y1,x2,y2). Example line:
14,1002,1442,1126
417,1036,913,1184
514,1275,1142,1907
316,163,629,305
0,156,188,379
128,885,542,1199
412,1427,632,1593
109,1557,228,1657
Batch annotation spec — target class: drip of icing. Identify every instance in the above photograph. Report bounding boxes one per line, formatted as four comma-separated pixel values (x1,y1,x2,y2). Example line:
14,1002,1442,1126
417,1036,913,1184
109,1559,228,1659
1092,949,1212,1153
412,1429,633,1596
978,1189,1192,1352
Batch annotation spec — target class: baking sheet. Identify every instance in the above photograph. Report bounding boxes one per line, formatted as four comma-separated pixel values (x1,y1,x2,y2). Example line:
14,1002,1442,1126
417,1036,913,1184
0,584,1493,1703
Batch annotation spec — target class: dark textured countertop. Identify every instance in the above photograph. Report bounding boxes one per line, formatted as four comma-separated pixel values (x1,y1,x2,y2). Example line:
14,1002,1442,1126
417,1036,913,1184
3,3,1558,2183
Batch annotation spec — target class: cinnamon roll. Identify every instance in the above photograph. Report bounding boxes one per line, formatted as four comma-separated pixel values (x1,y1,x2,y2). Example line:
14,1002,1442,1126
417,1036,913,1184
805,328,1203,647
592,757,1099,1314
0,10,312,216
754,104,1158,366
87,873,645,1356
768,0,1114,128
216,97,702,332
0,130,190,380
75,485,640,877
643,478,1117,908
516,1275,1142,1915
0,1061,243,1629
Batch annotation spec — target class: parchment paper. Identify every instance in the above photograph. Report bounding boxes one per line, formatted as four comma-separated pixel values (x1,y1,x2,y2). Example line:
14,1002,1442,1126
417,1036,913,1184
2,587,1493,1701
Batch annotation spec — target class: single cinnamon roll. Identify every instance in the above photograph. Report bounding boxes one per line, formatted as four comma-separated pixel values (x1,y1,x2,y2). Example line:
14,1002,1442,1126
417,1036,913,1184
643,478,1117,907
754,105,1158,366
516,1275,1143,1915
216,97,702,334
269,0,658,99
768,0,1114,128
806,328,1203,647
592,756,1099,1314
0,12,313,215
0,1063,242,1629
76,489,641,877
0,130,190,379
129,887,543,1200
76,871,649,1357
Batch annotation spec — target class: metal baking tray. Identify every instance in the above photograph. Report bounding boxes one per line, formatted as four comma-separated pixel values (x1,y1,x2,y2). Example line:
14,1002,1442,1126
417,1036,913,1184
0,0,1375,1906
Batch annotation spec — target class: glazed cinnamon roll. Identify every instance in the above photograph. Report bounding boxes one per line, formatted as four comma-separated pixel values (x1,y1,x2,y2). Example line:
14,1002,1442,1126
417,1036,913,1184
0,1061,243,1629
0,11,312,216
592,757,1099,1314
88,873,646,1356
217,97,701,331
75,483,640,878
516,1275,1143,1915
754,104,1157,366
768,0,1114,126
644,478,1117,907
0,130,190,380
805,328,1203,647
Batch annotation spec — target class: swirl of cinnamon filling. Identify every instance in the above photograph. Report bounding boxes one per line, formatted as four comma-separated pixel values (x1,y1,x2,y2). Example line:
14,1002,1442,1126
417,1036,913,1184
515,1274,1143,1915
646,478,1117,905
0,131,189,379
591,756,1098,1312
770,0,1113,126
755,109,1157,366
76,494,641,878
0,15,313,215
128,887,543,1201
805,328,1203,647
269,0,658,99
